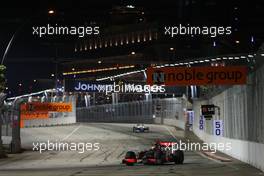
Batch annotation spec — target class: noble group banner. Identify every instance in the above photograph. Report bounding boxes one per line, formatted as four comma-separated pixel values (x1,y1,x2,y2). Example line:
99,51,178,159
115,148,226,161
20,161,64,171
147,66,247,86
20,104,49,120
19,102,72,128
21,102,72,113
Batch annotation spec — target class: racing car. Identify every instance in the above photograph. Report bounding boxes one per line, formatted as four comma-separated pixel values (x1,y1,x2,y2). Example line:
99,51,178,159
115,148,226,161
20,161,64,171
132,124,149,133
122,141,184,165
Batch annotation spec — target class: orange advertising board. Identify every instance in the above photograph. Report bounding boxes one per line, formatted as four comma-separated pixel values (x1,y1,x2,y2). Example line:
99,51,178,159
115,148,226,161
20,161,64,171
20,120,24,128
21,102,72,112
20,112,49,120
20,104,49,120
19,102,72,128
146,66,247,86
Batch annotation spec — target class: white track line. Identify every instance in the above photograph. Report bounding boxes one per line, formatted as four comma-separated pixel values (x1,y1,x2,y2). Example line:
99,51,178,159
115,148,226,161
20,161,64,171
61,124,81,141
164,126,177,140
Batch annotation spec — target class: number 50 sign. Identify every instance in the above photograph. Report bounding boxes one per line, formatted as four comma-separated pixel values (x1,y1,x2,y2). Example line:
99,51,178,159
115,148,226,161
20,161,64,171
213,120,223,136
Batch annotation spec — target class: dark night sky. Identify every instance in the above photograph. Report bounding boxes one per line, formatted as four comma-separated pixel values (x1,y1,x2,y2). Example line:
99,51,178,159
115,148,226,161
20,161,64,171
0,0,264,97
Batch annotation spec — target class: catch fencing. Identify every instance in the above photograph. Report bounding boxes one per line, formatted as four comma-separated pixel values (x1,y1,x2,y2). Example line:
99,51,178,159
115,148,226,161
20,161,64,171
1,108,14,147
77,98,185,127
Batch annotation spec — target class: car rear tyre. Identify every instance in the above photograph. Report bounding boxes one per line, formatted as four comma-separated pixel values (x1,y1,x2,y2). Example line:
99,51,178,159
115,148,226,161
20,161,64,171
174,150,184,164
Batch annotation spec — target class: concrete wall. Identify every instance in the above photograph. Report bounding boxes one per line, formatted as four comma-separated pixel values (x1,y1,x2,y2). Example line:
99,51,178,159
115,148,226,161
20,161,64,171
193,124,264,172
23,113,76,127
192,63,264,172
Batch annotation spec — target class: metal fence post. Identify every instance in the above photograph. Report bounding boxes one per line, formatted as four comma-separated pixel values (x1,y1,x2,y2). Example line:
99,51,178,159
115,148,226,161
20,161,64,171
0,113,6,158
0,93,7,157
10,98,25,153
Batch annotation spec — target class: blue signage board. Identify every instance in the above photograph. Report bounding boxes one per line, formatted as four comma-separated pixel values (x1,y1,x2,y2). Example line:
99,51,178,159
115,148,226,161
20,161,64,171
65,80,186,95
199,115,205,130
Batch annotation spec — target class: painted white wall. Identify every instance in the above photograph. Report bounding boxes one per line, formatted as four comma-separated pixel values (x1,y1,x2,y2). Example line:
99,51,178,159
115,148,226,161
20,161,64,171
192,84,264,172
193,125,264,172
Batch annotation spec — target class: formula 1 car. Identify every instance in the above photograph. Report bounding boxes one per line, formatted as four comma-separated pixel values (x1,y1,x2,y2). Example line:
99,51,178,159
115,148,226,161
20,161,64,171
132,124,149,133
122,141,184,166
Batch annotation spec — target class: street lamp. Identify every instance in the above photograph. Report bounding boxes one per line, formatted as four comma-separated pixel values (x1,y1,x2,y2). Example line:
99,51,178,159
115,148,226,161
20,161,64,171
48,10,55,14
1,9,56,65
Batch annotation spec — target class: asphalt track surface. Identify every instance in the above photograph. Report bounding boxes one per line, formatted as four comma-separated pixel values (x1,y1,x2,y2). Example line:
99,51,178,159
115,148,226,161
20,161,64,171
0,123,263,176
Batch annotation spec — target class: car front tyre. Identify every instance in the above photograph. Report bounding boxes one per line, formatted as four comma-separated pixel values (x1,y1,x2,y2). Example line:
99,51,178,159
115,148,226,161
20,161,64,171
126,162,134,166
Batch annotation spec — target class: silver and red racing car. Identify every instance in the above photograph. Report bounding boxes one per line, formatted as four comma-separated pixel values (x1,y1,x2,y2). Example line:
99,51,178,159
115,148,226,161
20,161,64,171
122,141,184,165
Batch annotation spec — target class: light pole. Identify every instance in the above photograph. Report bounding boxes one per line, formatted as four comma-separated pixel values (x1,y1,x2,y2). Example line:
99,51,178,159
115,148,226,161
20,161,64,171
1,24,26,65
1,9,56,65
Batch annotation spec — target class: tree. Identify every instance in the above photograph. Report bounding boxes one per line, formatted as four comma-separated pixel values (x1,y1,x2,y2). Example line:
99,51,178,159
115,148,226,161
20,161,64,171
0,65,6,93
